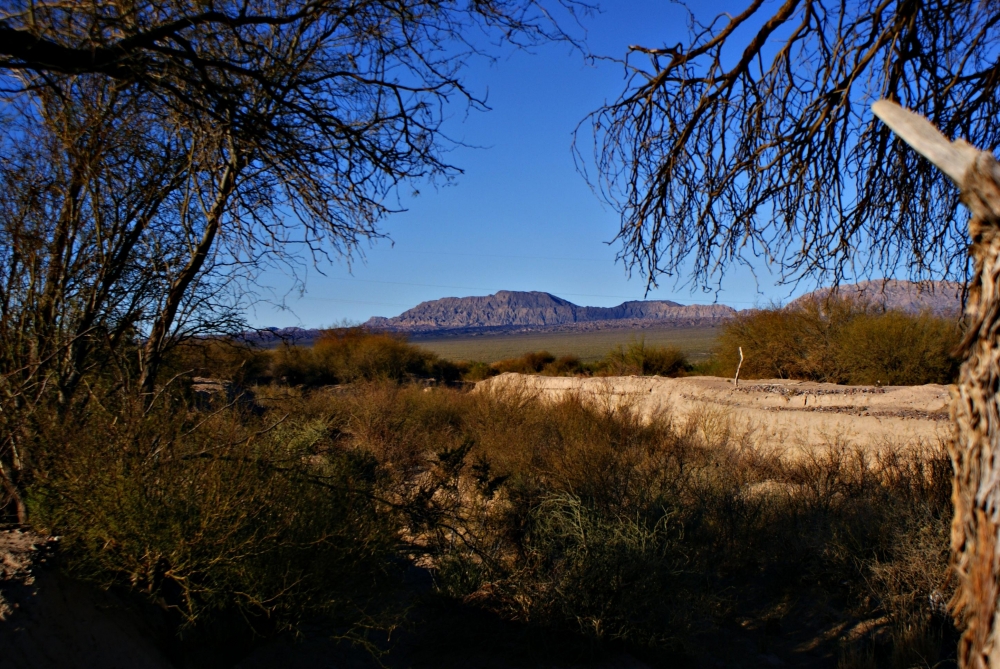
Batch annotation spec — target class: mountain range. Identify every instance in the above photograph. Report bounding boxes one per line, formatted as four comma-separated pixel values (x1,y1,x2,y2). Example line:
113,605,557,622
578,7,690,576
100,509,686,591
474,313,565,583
245,280,964,344
364,290,735,335
791,279,963,316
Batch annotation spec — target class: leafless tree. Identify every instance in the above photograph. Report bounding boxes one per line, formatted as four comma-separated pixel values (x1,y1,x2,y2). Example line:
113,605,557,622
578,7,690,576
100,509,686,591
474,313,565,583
0,0,588,520
582,2,1000,667
580,0,1000,291
0,0,587,389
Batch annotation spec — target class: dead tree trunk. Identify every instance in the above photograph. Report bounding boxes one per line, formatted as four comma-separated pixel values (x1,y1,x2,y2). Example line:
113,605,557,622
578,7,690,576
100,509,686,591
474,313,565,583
873,100,1000,668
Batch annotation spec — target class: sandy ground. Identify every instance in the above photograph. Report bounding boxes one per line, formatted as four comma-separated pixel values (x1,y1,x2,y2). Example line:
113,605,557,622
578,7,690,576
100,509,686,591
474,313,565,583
476,374,952,458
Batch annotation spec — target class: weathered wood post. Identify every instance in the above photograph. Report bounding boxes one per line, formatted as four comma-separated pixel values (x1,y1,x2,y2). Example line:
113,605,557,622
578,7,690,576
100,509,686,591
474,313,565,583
734,346,744,389
873,100,1000,668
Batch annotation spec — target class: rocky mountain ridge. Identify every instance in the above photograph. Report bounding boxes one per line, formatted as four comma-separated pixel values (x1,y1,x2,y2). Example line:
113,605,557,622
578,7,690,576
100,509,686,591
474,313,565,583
793,279,962,316
363,290,736,334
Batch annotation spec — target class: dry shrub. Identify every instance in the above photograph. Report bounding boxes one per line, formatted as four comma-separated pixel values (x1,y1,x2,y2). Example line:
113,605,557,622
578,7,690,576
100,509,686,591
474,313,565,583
601,337,688,377
463,340,685,383
714,295,960,384
407,387,956,662
26,390,401,637
270,327,458,386
542,354,586,376
161,338,271,384
484,351,586,377
490,350,557,375
22,378,957,663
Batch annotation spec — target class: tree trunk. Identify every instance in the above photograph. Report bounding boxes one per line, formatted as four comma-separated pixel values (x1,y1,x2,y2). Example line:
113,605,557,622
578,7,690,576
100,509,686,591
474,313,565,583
873,101,1000,668
950,152,1000,669
138,159,237,396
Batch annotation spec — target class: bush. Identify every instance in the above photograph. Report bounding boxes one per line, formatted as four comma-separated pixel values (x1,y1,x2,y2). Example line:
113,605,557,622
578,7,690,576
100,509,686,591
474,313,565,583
543,354,586,376
490,350,557,375
602,337,688,376
465,351,587,380
161,338,271,385
713,295,960,384
834,311,960,385
20,374,956,663
458,341,687,382
27,391,402,637
427,390,955,660
270,327,459,386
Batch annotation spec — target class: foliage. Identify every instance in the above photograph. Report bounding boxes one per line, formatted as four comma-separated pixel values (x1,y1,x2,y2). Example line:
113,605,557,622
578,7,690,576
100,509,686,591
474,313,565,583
0,0,585,520
27,391,402,636
601,336,688,376
484,351,586,377
490,350,558,375
713,295,960,384
161,339,271,386
835,311,961,385
21,377,956,663
459,339,686,381
270,328,459,386
343,382,955,663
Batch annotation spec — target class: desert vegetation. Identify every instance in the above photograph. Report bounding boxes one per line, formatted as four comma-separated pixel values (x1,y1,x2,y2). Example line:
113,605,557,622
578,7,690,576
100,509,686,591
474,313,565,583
712,295,961,385
269,329,463,386
171,330,691,385
15,370,955,665
463,337,689,380
4,0,997,665
164,307,962,391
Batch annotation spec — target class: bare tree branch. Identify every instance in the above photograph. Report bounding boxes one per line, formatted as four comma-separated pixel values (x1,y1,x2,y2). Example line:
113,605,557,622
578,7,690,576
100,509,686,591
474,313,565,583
579,0,1000,292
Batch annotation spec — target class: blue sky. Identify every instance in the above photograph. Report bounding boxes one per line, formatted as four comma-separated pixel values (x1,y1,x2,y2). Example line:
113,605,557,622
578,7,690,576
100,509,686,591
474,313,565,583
249,1,811,329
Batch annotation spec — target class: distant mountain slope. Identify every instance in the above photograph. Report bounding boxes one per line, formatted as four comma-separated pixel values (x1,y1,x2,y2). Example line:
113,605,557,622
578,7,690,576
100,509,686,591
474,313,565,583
792,279,963,316
364,290,735,333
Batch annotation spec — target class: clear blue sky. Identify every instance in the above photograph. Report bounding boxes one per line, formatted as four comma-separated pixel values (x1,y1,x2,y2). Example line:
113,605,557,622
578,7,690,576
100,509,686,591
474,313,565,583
249,1,812,329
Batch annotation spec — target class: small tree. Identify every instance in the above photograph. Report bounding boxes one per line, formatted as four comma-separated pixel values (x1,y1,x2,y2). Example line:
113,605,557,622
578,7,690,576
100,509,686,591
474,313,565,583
0,0,587,392
0,0,588,521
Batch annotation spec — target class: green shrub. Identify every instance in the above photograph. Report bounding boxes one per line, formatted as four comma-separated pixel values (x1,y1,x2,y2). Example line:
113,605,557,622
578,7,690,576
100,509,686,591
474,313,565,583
713,295,960,384
602,336,688,376
270,327,459,386
834,311,960,385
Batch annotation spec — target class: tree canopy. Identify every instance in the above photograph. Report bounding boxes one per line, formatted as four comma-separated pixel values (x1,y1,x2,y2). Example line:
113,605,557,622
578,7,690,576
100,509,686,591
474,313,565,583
0,0,586,520
0,0,586,392
581,0,1000,291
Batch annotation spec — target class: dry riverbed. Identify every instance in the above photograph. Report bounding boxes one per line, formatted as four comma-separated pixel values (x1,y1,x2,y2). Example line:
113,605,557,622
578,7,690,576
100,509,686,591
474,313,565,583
476,373,952,458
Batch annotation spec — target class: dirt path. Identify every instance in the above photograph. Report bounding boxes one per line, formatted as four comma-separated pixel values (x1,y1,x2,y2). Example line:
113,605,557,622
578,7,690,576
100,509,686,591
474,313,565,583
476,374,952,457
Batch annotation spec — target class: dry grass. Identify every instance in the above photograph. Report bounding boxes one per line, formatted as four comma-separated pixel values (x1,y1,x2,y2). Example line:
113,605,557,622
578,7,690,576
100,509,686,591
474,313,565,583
320,382,954,663
412,325,722,363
